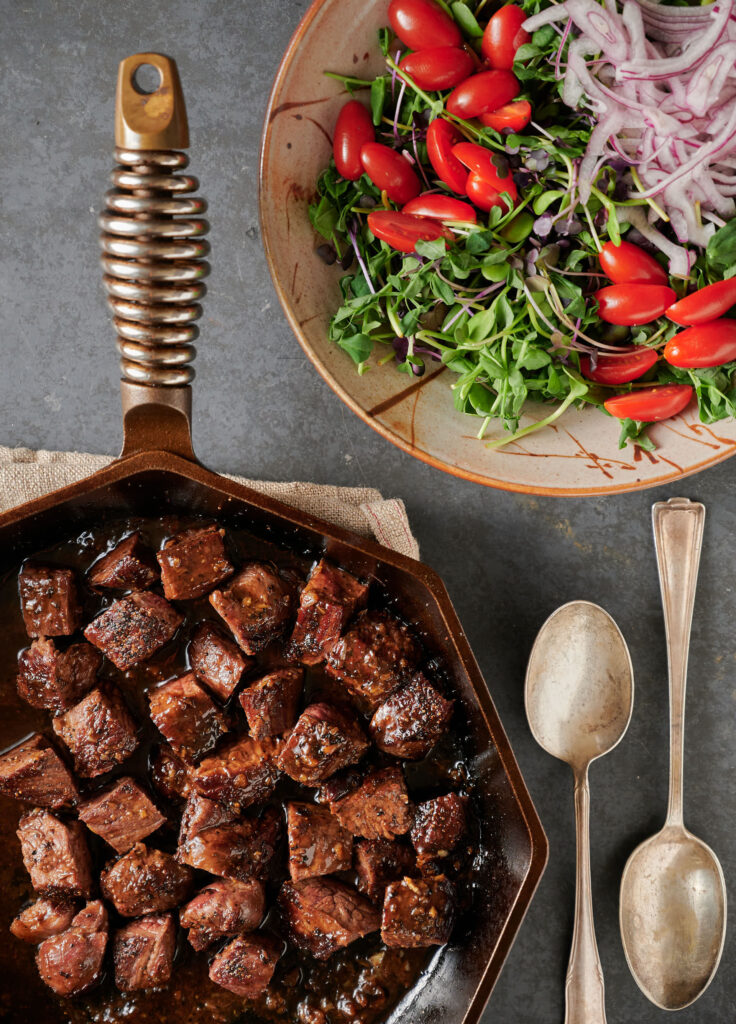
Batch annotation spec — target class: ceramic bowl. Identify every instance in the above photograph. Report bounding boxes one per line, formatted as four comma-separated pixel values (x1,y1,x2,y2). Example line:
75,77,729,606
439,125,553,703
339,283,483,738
259,0,736,495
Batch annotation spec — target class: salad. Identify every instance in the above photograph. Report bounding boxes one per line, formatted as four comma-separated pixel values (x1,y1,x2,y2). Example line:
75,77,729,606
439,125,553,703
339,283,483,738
308,0,736,450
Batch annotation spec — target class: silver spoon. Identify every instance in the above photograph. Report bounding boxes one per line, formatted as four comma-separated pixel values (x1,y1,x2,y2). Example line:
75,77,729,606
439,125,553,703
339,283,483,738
620,497,727,1011
526,601,634,1024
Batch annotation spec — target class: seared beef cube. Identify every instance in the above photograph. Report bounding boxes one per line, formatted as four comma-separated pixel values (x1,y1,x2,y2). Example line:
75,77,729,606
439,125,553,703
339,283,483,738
410,794,467,862
52,685,138,777
239,667,303,740
84,592,183,670
381,875,456,947
181,878,266,950
279,878,379,960
157,525,234,601
288,559,368,665
210,562,296,655
277,703,368,786
36,901,107,996
331,767,413,841
189,622,251,701
150,743,192,804
209,934,280,997
177,807,281,882
327,611,421,712
11,898,78,943
149,672,229,764
88,532,159,590
286,802,353,882
17,638,102,713
19,565,81,638
370,673,453,760
78,777,165,853
101,843,193,917
355,840,416,902
193,735,281,810
17,809,92,898
178,792,239,844
114,913,176,991
315,768,364,806
0,734,78,809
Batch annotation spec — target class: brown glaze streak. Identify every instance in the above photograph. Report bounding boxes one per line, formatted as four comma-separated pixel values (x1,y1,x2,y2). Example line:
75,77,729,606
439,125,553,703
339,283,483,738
302,115,333,147
268,96,332,123
367,367,447,418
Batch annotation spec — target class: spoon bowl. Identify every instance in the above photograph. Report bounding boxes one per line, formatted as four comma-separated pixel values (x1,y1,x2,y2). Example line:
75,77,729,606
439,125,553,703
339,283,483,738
620,826,726,1010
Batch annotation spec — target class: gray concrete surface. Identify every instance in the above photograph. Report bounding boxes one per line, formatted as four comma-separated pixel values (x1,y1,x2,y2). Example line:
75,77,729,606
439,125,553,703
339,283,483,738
1,2,734,1021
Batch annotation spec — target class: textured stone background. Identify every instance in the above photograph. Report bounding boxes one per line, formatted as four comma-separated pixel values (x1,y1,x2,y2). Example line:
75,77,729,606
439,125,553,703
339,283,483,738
1,1,734,1021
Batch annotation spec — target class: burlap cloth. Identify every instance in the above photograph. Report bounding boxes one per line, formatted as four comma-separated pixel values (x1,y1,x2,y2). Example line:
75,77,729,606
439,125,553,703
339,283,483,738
0,445,420,560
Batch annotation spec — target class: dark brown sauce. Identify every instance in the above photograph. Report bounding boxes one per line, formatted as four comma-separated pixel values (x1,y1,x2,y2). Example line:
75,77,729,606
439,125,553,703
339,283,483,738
0,515,480,1024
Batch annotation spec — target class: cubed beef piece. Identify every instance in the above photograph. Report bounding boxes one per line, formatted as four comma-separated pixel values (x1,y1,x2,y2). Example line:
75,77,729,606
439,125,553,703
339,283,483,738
78,777,165,853
286,802,353,882
36,901,108,996
410,794,467,862
84,592,183,670
279,878,379,960
0,734,78,809
114,913,176,991
277,703,368,786
288,559,368,665
88,532,159,590
331,767,413,841
181,879,266,951
355,840,416,902
17,638,102,713
239,667,303,740
101,843,194,917
209,934,280,998
157,525,234,601
52,685,138,777
177,807,281,882
19,565,81,638
150,743,192,804
149,672,229,764
315,768,364,806
369,673,453,760
210,562,296,655
17,810,93,898
381,875,456,947
193,735,281,811
11,898,78,943
178,792,239,844
189,622,251,701
327,611,421,712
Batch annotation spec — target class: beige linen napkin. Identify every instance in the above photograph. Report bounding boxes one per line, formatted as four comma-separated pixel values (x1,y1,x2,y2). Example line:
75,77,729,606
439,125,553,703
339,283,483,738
0,445,420,560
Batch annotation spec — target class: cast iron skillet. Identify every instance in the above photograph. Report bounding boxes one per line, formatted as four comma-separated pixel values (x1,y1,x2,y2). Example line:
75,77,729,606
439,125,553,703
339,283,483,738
0,53,547,1024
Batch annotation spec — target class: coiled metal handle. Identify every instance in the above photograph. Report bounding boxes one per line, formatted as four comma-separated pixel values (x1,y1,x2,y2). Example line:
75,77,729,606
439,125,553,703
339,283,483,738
99,53,210,386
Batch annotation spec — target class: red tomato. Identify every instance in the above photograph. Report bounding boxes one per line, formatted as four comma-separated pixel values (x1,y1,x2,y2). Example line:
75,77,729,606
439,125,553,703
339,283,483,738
594,284,676,325
479,100,532,132
403,194,477,223
360,143,421,204
598,240,668,286
388,0,462,50
481,5,530,69
452,142,518,200
580,348,658,385
446,69,520,118
333,100,375,181
604,385,693,422
465,172,512,212
426,119,468,194
399,47,475,91
664,320,736,368
666,279,736,326
367,210,450,253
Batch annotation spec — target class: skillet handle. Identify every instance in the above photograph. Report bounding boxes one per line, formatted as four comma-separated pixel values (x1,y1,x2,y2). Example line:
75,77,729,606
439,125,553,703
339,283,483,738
100,52,210,461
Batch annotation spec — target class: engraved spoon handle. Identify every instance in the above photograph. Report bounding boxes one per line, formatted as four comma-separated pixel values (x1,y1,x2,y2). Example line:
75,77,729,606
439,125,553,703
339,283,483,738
652,497,706,828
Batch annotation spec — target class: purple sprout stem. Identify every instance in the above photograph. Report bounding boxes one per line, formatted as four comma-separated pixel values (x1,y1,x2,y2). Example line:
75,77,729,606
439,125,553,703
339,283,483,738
347,221,376,295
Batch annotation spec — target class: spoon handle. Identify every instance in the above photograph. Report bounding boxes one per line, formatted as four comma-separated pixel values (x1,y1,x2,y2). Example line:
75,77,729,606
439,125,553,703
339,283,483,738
565,766,607,1024
652,497,705,828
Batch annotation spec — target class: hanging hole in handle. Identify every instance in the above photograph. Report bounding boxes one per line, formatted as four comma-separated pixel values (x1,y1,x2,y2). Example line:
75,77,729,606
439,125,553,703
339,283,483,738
131,62,163,95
